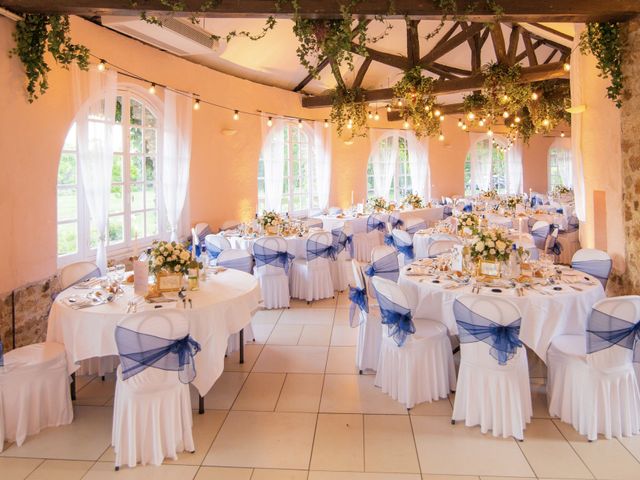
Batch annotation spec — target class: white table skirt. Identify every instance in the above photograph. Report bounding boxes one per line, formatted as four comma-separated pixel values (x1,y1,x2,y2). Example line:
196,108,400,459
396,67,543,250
398,268,605,362
47,270,261,396
226,235,308,258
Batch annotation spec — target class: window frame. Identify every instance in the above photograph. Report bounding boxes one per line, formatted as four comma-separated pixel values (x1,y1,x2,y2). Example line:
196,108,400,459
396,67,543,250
366,134,412,203
464,136,508,196
547,146,572,192
56,84,164,267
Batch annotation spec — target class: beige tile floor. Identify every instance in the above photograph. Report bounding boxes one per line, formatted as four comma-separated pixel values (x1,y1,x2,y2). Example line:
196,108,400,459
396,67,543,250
3,292,640,479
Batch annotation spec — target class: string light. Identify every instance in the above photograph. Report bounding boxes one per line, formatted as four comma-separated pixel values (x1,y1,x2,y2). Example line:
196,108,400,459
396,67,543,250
233,110,240,120
560,131,565,137
148,83,156,95
563,62,571,72
324,119,329,128
298,119,303,128
438,132,445,142
514,116,521,123
487,129,494,137
467,112,475,120
478,119,485,127
434,109,441,117
461,123,467,131
97,59,106,71
374,111,380,121
397,99,403,107
502,111,510,118
502,94,509,102
457,118,463,128
542,118,550,127
531,92,539,101
386,104,392,113
267,117,273,127
403,120,410,129
439,114,445,122
193,99,200,111
368,111,373,120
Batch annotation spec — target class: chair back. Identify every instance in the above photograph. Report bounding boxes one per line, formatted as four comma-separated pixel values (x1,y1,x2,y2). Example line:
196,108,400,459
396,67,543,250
427,237,461,258
367,213,389,233
253,236,293,275
531,220,550,250
328,207,343,215
305,231,334,262
404,216,427,235
205,234,232,260
220,220,241,231
348,260,369,327
216,249,254,274
454,295,523,368
391,228,414,264
330,222,352,258
586,296,640,370
389,212,404,230
371,276,415,346
571,248,612,289
59,261,101,289
194,223,212,244
365,245,399,282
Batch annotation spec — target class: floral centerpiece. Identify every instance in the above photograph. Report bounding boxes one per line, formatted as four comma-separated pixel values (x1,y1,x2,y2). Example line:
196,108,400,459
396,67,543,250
503,195,524,210
470,228,513,263
148,240,193,275
479,189,498,200
457,212,480,236
402,193,423,209
552,185,573,195
259,210,282,231
368,196,388,212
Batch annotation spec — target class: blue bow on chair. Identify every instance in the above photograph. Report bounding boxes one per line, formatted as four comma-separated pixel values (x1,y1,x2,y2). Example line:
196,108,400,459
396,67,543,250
367,214,388,233
348,286,369,327
588,308,640,362
254,244,295,274
571,259,612,289
389,213,404,229
0,339,3,367
364,252,400,282
375,293,415,347
463,204,472,212
116,327,202,384
307,238,338,261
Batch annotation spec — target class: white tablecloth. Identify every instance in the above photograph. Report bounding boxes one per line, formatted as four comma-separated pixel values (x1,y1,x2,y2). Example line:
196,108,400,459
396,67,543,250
47,270,261,396
226,234,308,258
398,268,605,362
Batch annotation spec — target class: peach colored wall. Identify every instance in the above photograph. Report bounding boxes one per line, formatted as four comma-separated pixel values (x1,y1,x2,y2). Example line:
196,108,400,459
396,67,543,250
0,15,554,293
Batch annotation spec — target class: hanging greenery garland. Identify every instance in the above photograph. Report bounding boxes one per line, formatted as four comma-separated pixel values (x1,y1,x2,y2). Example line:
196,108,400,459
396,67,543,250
579,22,625,108
10,14,90,103
393,67,441,138
330,86,368,138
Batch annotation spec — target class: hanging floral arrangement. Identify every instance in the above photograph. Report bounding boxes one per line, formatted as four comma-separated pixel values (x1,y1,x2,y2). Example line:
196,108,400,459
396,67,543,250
393,67,442,138
330,86,368,138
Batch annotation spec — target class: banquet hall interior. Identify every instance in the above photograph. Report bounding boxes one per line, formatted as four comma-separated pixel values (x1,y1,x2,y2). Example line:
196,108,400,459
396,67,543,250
2,1,640,479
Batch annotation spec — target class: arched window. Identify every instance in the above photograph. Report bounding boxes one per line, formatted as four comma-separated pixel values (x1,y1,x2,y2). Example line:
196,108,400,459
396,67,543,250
57,88,162,263
366,134,413,203
258,121,315,214
548,140,572,191
464,136,508,195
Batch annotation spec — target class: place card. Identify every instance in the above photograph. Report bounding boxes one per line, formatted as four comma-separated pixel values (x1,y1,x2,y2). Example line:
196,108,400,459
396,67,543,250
133,260,149,296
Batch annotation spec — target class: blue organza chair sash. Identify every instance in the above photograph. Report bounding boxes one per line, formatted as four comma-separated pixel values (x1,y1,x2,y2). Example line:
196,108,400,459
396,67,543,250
531,225,549,250
204,239,223,260
375,291,415,346
0,339,3,367
453,300,523,365
364,252,400,282
443,206,453,218
348,285,369,327
406,221,427,235
463,204,473,212
71,267,102,288
548,225,563,255
566,215,579,232
530,195,544,207
367,214,388,233
389,234,414,260
571,259,612,288
217,256,254,274
306,238,338,261
254,244,295,274
389,213,404,229
587,308,640,361
331,228,353,257
115,326,202,383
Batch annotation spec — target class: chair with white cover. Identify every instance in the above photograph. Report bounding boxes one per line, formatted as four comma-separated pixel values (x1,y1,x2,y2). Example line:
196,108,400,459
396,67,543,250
204,233,231,265
60,262,119,377
404,216,427,237
219,220,241,231
0,342,73,452
290,231,335,302
451,295,531,440
303,218,324,229
112,309,199,469
427,236,461,258
217,249,256,353
389,228,415,266
364,245,400,299
328,207,343,215
530,220,551,252
193,223,212,253
571,248,612,289
252,236,293,309
329,223,354,292
372,276,456,409
349,260,382,373
547,296,640,441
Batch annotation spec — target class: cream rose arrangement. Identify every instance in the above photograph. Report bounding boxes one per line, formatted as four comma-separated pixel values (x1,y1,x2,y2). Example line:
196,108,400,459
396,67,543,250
469,228,513,262
149,240,198,275
457,212,480,236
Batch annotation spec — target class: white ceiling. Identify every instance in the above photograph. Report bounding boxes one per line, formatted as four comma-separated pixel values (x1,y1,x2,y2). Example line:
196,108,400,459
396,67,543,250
101,16,574,102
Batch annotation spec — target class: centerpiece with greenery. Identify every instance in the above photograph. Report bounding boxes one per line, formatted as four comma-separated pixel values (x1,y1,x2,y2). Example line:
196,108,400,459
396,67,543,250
402,193,423,209
457,212,480,236
470,228,513,263
259,210,283,232
368,196,389,212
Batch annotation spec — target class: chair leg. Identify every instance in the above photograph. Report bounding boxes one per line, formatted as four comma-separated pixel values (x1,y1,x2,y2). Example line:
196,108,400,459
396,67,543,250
70,373,76,401
451,419,455,425
115,466,120,471
359,369,363,375
198,395,205,415
101,375,106,381
239,329,245,364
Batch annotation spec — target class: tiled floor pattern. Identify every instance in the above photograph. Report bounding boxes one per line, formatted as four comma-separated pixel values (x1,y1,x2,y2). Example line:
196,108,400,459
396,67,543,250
3,293,640,479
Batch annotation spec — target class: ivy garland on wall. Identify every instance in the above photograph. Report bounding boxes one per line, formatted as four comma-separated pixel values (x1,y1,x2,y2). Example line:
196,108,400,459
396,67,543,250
9,14,89,103
393,67,440,138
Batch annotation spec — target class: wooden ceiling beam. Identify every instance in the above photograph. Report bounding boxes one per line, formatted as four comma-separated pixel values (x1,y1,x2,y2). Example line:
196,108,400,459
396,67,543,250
353,44,409,70
433,21,460,49
514,39,542,63
543,49,558,64
420,22,484,68
507,24,521,64
489,23,509,65
387,103,464,121
3,0,638,22
528,22,574,42
352,56,372,89
521,30,539,66
302,61,569,108
406,19,420,67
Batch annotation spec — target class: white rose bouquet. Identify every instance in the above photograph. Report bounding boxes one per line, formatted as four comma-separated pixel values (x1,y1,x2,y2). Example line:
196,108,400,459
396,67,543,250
503,195,524,210
470,228,513,262
457,212,480,236
402,193,423,209
259,210,282,228
553,185,572,195
149,240,197,275
480,189,498,200
368,196,388,212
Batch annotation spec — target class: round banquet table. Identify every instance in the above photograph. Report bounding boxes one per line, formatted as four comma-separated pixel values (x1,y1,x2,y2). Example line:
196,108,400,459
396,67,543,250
47,269,261,396
225,234,308,258
398,266,605,362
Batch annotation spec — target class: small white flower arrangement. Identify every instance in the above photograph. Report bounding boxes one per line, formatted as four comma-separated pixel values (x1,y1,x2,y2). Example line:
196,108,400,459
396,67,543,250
149,240,197,275
470,228,513,262
457,212,480,236
503,195,524,210
553,185,573,195
259,210,282,229
479,189,498,200
402,193,423,209
368,196,389,212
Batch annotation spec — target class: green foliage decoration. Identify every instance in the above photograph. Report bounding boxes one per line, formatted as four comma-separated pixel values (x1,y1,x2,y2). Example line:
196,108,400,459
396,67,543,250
393,67,441,138
330,86,368,139
10,14,89,103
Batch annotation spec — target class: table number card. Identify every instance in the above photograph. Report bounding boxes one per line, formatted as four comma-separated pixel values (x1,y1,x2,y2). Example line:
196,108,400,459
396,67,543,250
451,244,463,272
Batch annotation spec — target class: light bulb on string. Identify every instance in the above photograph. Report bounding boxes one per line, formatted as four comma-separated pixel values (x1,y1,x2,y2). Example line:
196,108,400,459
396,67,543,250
503,111,510,118
467,112,475,121
267,117,273,127
298,119,303,129
461,124,467,131
439,115,445,122
324,119,329,128
542,118,550,127
148,83,156,95
374,111,380,121
457,118,463,128
560,131,565,138
403,120,410,129
97,59,106,71
397,99,403,107
438,132,445,142
434,109,441,117
386,104,392,113
563,62,571,72
502,94,509,102
515,116,521,123
531,92,539,101
368,111,373,120
193,99,200,111
233,110,239,120
487,129,493,137
478,119,485,127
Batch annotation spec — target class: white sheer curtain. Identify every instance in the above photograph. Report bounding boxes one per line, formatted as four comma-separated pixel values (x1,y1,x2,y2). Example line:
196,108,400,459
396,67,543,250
505,138,523,194
369,129,399,198
72,65,117,274
310,121,332,210
402,130,431,200
468,133,492,193
161,89,193,242
550,137,573,188
571,25,587,222
261,117,286,211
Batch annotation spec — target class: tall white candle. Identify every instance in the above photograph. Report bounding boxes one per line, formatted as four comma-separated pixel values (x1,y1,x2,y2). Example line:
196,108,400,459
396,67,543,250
351,190,354,206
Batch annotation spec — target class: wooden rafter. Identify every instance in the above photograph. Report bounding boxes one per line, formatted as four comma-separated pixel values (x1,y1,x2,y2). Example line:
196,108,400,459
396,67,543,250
528,23,574,42
4,0,638,22
406,19,420,67
387,102,464,121
543,49,558,64
514,39,542,63
302,61,569,108
420,22,484,68
507,25,521,64
329,58,346,91
521,30,539,66
489,23,508,65
352,57,372,89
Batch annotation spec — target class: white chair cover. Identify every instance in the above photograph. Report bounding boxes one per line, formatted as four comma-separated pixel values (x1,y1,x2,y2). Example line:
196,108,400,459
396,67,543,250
571,248,612,289
451,295,532,440
391,228,414,266
112,309,195,468
427,238,461,258
0,342,73,451
204,233,232,265
290,231,335,302
547,296,640,441
252,236,290,309
556,229,581,265
351,260,382,373
328,222,353,292
219,220,241,231
404,216,427,237
364,245,399,303
372,277,456,409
